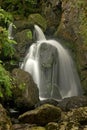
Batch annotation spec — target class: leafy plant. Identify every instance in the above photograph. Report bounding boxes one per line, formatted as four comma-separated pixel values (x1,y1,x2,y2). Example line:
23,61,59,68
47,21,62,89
0,26,16,58
0,0,38,16
0,8,17,98
0,63,12,97
0,7,13,27
27,30,32,39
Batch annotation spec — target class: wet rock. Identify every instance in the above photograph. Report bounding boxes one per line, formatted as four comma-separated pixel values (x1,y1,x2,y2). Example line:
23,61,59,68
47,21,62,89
38,43,61,99
0,104,13,130
18,104,62,126
11,68,39,111
57,96,87,111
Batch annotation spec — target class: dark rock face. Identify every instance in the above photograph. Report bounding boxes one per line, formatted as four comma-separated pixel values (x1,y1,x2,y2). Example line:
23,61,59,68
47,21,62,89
40,0,62,35
11,68,39,110
0,104,13,130
38,43,61,99
18,104,62,126
57,96,87,111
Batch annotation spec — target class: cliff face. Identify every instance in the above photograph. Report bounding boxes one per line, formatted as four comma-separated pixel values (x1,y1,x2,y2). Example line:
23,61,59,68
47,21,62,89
55,0,87,94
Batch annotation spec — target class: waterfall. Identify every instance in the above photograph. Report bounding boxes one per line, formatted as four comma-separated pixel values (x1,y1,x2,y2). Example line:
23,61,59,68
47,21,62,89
21,25,83,100
8,23,14,40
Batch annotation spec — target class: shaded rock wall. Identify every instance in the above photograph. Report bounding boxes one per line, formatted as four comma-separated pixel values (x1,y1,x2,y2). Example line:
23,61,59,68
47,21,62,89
54,0,87,94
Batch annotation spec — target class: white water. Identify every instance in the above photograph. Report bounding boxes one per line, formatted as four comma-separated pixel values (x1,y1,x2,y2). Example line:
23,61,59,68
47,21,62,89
8,23,14,40
21,25,82,100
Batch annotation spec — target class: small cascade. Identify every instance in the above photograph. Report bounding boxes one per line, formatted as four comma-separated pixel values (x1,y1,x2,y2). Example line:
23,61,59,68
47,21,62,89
8,23,14,40
21,25,83,100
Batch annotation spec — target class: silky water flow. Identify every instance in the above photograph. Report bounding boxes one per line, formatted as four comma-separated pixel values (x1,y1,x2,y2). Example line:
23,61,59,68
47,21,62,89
21,25,83,100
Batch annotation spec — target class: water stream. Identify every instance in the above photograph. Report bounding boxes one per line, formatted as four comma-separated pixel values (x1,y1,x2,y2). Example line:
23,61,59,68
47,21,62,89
21,25,83,100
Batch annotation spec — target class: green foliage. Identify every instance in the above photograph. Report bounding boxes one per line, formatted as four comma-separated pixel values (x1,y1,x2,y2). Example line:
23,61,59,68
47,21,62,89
0,8,17,98
0,63,12,97
0,26,16,58
19,83,26,91
0,8,16,58
1,0,38,16
27,30,32,39
0,7,13,27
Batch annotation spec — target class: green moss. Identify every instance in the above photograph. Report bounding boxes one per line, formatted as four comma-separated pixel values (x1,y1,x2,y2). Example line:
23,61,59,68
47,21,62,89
26,30,32,40
28,13,47,31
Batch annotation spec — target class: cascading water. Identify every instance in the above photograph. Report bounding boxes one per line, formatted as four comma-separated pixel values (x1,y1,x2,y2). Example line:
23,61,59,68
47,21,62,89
21,25,83,100
8,23,14,40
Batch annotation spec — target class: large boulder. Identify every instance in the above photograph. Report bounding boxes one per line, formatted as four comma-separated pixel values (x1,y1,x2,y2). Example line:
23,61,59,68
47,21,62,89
0,104,13,130
11,68,39,110
18,104,62,126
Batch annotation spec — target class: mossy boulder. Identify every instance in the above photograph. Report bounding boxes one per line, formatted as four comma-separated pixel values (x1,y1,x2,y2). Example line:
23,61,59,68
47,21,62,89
18,104,62,126
11,68,39,110
28,13,47,31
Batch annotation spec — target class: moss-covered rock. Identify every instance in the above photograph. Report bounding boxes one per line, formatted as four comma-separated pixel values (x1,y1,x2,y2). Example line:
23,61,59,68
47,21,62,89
18,104,62,126
11,68,39,110
28,13,47,31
